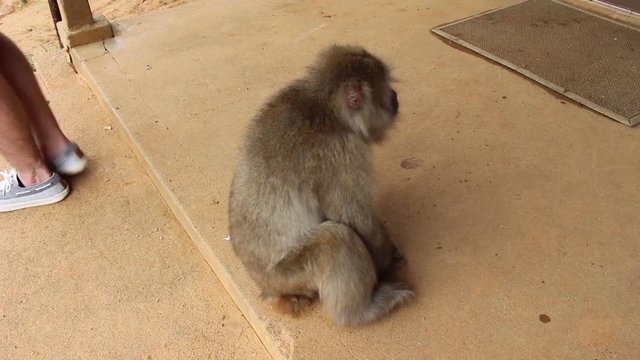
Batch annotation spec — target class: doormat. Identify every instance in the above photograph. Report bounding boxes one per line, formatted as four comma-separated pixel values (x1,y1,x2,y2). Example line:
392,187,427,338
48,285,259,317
432,0,640,126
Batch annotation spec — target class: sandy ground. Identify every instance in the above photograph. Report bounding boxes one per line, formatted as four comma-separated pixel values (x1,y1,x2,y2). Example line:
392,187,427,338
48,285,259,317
0,0,193,60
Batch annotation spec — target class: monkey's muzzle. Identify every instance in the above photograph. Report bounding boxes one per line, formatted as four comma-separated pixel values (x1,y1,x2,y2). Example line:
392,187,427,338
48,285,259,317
391,89,399,115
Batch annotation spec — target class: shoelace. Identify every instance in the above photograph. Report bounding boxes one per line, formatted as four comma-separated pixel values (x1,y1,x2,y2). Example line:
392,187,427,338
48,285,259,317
0,168,17,197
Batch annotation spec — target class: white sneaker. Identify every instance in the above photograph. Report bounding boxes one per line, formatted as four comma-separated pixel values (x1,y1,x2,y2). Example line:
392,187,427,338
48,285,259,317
49,142,87,176
0,168,69,213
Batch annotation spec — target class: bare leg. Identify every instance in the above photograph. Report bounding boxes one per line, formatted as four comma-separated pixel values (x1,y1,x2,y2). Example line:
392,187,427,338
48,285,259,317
0,33,72,159
0,72,52,186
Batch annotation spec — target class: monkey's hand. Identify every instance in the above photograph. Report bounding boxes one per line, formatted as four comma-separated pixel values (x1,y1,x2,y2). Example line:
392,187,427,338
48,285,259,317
391,245,407,269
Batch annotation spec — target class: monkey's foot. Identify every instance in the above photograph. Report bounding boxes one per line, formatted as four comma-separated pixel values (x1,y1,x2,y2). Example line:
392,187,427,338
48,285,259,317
274,295,314,317
391,247,407,269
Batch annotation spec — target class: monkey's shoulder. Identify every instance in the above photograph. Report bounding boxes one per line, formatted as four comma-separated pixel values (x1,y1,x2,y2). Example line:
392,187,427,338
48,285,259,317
240,80,368,172
254,81,341,133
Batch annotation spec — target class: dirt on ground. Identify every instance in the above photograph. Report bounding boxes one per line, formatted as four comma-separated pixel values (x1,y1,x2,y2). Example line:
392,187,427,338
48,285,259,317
90,0,190,23
0,0,193,59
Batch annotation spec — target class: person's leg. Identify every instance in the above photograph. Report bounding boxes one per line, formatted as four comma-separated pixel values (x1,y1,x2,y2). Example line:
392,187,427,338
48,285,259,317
0,33,85,175
0,72,52,186
0,33,73,160
0,73,69,212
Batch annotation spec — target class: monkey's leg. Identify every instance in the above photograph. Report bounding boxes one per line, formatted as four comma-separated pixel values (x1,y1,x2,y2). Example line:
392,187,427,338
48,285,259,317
321,186,399,274
275,221,412,326
257,280,316,317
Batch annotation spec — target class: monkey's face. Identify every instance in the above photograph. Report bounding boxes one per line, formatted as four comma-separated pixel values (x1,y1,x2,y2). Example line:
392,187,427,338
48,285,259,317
313,45,400,143
362,82,400,143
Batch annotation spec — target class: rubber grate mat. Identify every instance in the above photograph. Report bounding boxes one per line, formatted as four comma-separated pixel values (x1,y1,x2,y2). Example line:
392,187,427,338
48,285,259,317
432,0,640,126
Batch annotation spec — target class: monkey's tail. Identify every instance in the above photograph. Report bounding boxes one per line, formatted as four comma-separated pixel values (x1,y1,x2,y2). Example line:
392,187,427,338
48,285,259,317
324,280,413,326
361,282,414,323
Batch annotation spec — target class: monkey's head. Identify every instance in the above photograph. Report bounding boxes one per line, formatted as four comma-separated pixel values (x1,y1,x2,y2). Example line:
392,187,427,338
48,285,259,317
309,45,399,143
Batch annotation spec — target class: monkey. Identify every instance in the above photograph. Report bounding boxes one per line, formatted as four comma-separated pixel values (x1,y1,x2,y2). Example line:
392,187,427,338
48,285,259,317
228,45,412,326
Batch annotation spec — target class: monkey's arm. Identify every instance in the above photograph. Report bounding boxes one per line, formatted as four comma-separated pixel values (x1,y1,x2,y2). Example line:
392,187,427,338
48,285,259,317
356,215,397,274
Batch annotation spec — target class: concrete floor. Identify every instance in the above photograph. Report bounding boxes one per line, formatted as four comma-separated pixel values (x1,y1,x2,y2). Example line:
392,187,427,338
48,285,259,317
0,50,269,359
70,0,640,359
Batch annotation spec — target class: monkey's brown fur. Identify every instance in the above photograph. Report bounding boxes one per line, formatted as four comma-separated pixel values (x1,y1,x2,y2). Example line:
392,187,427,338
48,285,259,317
228,45,412,326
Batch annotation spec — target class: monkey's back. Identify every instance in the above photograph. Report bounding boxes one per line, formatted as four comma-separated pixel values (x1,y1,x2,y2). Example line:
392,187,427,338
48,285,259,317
228,82,372,275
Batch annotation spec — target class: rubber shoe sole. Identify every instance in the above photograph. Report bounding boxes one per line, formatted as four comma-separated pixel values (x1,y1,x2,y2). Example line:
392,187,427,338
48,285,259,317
0,185,69,212
0,171,70,213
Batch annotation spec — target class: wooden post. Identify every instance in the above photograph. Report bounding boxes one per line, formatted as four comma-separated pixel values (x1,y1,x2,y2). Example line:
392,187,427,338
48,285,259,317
47,0,63,48
55,0,113,49
57,0,94,29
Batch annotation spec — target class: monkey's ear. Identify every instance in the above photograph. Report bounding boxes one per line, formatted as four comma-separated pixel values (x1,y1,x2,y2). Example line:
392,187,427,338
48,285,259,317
346,80,364,111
